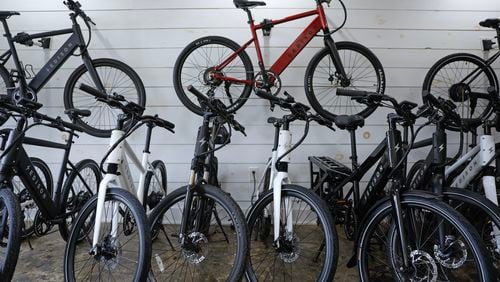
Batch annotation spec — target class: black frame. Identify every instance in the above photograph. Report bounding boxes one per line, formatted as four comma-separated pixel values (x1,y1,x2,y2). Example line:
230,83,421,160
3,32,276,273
0,9,104,99
0,117,93,221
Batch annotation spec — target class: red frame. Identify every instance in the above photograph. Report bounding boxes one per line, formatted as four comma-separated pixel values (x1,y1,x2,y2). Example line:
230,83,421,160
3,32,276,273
214,4,329,85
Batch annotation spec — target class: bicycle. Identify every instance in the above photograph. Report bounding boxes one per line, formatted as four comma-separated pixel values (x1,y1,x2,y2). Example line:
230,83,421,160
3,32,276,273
311,89,494,280
64,84,175,281
146,85,249,281
0,97,101,279
173,0,385,120
422,18,500,121
0,0,146,137
245,91,338,281
406,91,500,276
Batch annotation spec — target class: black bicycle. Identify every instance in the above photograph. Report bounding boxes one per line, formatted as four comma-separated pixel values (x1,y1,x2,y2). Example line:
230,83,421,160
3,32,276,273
406,92,500,277
147,86,249,281
422,18,500,121
0,0,146,137
311,89,494,280
0,97,101,279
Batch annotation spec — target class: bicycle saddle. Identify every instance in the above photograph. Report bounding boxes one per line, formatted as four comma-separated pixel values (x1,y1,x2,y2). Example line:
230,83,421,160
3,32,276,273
333,115,365,130
64,108,91,118
479,18,500,29
461,118,483,129
267,117,281,124
0,11,20,20
233,0,266,9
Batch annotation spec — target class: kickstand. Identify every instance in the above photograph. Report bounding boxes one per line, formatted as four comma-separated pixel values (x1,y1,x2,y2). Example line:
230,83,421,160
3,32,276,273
26,236,34,251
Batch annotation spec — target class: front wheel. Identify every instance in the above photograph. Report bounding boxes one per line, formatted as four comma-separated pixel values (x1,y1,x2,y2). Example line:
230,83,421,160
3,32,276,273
64,58,146,138
305,41,385,120
64,188,151,281
143,160,167,212
0,188,22,280
148,185,248,281
59,159,101,241
358,194,494,281
245,184,338,281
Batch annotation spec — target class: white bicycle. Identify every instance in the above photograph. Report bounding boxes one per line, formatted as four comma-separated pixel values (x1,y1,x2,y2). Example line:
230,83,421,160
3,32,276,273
64,84,175,281
245,91,339,281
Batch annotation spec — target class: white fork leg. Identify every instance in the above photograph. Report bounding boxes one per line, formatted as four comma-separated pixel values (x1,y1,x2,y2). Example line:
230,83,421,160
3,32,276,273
273,172,292,244
92,174,114,247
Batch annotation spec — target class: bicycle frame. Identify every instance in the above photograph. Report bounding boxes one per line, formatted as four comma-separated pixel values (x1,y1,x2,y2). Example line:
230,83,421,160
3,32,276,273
0,11,105,97
92,126,156,247
0,118,89,220
214,3,345,85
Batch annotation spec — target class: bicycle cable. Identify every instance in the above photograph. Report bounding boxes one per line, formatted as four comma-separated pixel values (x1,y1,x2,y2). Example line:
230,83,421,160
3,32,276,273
317,0,347,37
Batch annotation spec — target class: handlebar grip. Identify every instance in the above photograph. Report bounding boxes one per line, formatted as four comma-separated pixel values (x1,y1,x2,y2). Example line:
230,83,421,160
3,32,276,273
255,89,281,103
187,85,209,103
60,119,84,132
79,83,107,99
336,88,373,98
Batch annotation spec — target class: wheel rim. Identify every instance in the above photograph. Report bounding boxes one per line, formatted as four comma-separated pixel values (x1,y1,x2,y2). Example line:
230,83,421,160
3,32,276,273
70,65,143,133
309,48,382,117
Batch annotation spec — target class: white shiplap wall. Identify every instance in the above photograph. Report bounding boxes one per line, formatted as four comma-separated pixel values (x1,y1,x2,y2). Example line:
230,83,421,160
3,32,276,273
1,0,500,210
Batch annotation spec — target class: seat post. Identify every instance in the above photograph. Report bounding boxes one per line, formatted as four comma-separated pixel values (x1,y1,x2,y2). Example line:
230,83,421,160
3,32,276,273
349,129,358,169
245,8,254,24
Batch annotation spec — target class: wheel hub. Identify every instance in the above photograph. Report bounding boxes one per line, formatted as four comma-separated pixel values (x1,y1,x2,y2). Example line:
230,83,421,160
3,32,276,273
203,67,224,87
93,235,122,269
448,83,470,102
433,235,467,269
276,233,300,263
182,232,208,264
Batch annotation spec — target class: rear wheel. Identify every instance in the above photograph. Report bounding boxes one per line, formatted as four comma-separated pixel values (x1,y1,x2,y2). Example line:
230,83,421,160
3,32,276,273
305,41,385,120
422,53,498,121
173,36,254,116
143,160,167,212
245,185,338,281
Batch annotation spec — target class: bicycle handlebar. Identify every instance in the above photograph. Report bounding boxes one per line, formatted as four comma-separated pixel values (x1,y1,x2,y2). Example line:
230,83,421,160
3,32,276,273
79,83,144,116
187,85,246,136
0,96,84,132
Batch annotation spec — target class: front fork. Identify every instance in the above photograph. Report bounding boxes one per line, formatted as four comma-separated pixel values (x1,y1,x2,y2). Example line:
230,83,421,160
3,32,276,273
390,186,411,269
324,36,348,82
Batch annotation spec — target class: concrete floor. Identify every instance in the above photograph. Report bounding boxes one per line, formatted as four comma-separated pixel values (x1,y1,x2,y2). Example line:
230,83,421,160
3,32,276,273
13,228,358,281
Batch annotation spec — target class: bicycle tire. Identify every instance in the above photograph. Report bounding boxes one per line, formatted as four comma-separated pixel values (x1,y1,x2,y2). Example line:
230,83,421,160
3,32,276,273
0,188,22,281
148,185,248,281
63,58,146,138
64,188,151,281
305,41,386,121
422,53,499,122
357,193,494,281
143,159,167,211
245,184,338,281
14,157,53,238
59,159,101,241
173,36,254,116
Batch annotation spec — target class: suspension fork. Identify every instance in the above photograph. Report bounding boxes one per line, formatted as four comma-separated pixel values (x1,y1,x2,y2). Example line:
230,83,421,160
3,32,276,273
323,35,348,81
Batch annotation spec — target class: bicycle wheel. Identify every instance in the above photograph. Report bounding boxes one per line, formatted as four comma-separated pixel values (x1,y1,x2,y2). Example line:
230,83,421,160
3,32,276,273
64,58,146,138
305,41,385,120
143,160,167,212
148,185,248,281
358,194,494,281
245,184,338,281
59,159,101,241
173,36,254,116
0,188,22,280
64,188,151,281
13,157,53,238
422,53,499,121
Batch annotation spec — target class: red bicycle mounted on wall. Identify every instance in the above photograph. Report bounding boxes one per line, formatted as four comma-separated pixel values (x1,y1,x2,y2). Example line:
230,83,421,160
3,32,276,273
173,0,385,120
